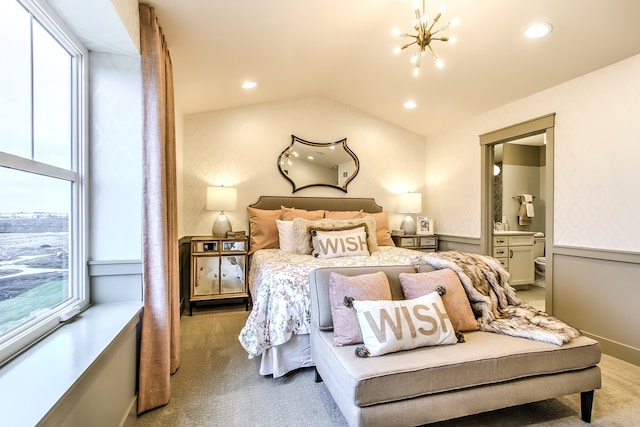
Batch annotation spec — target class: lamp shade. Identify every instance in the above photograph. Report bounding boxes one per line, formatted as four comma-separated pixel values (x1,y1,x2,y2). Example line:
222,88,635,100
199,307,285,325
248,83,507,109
206,186,237,211
397,192,422,214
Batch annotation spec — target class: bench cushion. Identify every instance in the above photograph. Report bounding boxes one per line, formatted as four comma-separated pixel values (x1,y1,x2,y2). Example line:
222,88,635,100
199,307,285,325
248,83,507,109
313,328,601,407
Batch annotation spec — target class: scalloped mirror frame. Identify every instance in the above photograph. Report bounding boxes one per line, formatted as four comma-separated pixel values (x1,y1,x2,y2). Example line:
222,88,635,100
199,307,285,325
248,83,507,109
278,135,360,193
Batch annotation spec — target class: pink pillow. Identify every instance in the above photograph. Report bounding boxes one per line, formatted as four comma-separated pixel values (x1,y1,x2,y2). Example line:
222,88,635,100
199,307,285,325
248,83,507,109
399,269,479,331
329,271,392,346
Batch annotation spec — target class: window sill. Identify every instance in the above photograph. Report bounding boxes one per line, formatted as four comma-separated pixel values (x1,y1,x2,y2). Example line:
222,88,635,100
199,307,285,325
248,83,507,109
0,301,143,426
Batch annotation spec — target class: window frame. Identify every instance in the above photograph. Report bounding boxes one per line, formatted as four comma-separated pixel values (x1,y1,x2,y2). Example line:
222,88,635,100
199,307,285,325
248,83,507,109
0,0,89,366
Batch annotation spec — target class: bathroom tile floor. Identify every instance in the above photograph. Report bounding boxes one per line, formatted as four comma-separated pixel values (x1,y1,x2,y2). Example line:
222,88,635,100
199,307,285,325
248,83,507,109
517,285,545,311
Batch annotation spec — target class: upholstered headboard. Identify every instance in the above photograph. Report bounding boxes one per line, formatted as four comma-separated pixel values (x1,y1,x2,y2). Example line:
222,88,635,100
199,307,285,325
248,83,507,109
246,196,393,254
248,196,383,213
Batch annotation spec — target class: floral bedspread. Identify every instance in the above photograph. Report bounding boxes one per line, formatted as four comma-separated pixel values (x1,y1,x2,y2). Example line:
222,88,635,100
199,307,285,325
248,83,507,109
238,246,421,358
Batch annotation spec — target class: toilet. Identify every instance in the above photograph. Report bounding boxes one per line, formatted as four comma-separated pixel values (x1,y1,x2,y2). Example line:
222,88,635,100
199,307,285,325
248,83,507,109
533,236,546,287
534,257,546,287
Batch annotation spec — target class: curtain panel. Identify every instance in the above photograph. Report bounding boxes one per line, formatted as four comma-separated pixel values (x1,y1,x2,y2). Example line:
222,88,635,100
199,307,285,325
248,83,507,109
138,4,180,414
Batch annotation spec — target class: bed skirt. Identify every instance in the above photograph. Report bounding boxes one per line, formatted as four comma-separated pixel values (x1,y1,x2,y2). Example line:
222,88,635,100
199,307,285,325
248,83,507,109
258,334,313,378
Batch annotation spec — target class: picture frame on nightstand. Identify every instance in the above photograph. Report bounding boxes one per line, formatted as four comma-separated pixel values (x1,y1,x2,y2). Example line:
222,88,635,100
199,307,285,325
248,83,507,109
416,216,434,235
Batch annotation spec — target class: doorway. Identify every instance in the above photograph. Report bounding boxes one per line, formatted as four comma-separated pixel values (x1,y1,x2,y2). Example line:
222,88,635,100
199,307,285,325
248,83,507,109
479,114,555,312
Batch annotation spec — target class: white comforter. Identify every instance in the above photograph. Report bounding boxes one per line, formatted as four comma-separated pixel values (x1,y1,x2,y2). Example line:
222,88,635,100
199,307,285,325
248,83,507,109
238,246,421,358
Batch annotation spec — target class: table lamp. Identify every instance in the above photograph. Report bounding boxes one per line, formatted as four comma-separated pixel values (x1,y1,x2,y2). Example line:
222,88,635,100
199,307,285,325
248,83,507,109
397,192,422,235
207,186,237,237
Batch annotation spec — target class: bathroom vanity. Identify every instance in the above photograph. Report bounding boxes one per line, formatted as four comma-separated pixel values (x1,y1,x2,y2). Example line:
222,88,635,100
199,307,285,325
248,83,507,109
493,231,535,286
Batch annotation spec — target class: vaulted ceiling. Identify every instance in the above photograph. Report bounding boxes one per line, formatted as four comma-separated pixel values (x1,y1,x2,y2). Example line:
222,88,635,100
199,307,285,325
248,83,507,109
147,0,640,137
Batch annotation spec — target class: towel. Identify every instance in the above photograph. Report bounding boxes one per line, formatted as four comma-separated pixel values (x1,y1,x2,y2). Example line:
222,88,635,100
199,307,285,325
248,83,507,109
518,194,534,225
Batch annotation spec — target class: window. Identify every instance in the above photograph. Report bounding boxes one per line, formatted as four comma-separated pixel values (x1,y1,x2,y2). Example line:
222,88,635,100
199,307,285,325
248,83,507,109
0,0,87,365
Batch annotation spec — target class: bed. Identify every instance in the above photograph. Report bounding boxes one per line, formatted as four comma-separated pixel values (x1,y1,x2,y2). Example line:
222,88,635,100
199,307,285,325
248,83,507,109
238,196,427,377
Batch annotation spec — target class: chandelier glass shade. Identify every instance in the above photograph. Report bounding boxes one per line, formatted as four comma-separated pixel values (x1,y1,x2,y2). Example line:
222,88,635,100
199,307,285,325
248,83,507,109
394,0,459,77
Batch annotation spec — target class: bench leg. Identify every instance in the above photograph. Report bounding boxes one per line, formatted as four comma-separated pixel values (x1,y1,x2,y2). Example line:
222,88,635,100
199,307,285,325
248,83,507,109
581,390,595,423
314,368,323,383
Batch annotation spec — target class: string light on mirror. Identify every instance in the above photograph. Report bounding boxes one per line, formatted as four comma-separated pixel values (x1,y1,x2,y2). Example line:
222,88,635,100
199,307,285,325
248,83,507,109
393,1,459,77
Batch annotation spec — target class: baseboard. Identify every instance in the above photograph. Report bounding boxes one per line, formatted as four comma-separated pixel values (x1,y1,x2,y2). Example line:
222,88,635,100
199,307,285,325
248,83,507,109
121,396,138,427
582,331,640,367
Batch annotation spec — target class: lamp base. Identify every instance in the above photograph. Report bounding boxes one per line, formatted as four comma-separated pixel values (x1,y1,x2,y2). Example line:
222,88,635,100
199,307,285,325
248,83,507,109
401,215,417,235
212,212,232,238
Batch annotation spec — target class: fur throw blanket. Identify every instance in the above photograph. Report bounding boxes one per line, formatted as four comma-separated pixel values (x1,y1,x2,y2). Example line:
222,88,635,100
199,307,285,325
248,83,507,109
411,251,580,345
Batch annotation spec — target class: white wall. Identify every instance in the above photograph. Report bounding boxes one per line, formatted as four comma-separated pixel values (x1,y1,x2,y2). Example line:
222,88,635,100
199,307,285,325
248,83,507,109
180,96,426,237
89,51,142,261
427,54,640,253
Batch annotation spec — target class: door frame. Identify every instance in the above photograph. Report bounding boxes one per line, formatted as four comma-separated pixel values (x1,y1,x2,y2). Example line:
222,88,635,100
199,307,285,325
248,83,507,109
479,113,555,311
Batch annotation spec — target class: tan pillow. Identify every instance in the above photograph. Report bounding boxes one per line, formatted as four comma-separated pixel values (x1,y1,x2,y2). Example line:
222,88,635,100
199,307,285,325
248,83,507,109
247,207,281,254
399,269,479,331
292,218,333,254
364,211,395,246
280,206,325,221
324,210,364,220
292,217,378,254
329,271,392,346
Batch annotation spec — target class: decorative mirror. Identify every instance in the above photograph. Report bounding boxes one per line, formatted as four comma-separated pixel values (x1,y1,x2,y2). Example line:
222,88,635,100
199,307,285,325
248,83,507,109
278,135,359,193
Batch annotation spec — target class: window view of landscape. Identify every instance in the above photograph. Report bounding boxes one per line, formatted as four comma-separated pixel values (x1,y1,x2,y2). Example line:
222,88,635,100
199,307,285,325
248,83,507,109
0,0,76,341
0,212,70,335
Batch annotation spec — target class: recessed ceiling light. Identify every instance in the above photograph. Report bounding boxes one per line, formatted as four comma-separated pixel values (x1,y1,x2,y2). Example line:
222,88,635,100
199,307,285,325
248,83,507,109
524,23,552,39
242,81,257,89
403,100,417,109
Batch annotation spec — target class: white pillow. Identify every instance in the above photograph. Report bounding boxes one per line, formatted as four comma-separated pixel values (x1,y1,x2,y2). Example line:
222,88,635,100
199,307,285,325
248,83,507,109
276,220,297,252
311,227,370,258
353,292,457,357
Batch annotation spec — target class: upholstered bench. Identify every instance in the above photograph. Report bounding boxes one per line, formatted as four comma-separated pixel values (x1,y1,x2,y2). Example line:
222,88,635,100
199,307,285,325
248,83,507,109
308,265,601,427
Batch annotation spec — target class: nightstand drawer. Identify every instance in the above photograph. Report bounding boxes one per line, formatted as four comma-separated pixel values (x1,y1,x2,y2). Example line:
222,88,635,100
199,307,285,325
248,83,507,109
419,236,436,246
193,240,219,253
397,237,418,247
391,234,438,251
222,240,246,252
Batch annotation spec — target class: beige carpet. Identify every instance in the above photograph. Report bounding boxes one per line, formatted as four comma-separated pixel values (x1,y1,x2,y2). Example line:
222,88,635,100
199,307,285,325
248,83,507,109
136,307,640,426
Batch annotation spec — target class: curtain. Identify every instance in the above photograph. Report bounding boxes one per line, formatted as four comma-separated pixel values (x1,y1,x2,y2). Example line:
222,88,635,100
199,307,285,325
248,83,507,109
138,4,180,414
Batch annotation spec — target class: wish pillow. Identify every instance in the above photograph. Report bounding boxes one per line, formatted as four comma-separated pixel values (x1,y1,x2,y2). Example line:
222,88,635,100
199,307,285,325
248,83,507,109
353,291,457,357
399,269,479,331
311,227,370,258
329,272,392,346
293,217,378,255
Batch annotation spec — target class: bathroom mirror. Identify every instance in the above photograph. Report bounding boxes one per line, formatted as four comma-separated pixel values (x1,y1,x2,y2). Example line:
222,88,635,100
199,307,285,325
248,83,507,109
277,135,359,193
493,134,547,230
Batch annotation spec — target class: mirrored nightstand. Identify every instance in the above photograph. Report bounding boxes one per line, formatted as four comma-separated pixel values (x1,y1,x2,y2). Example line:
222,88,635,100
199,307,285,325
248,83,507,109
188,236,249,314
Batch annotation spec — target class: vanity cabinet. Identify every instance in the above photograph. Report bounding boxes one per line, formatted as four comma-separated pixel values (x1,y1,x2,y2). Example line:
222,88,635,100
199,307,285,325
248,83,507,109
493,234,534,286
188,236,249,314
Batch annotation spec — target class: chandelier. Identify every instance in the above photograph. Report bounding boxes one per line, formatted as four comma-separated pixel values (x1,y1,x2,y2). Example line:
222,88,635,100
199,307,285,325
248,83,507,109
393,1,459,77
